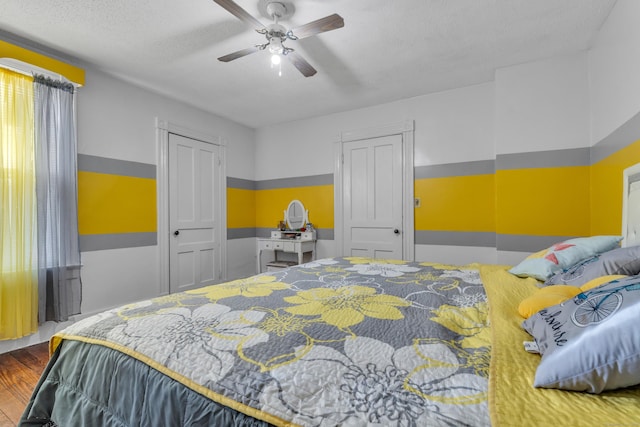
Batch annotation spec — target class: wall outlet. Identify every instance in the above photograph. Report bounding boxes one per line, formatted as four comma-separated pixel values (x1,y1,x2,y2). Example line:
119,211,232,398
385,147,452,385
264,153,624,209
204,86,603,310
414,198,421,208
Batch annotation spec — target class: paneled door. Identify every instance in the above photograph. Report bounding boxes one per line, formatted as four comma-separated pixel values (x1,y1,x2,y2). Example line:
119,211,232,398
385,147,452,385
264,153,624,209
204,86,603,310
343,134,403,258
169,133,221,293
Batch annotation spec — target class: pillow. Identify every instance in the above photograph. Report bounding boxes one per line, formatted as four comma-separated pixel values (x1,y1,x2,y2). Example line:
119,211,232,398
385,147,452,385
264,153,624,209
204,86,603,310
580,275,627,292
521,275,640,393
518,285,582,319
543,245,640,287
509,235,622,281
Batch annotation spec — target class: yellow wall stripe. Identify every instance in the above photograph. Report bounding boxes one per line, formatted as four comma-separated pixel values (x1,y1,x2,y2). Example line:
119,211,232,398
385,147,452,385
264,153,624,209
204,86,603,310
591,139,640,235
255,185,334,229
0,40,85,86
78,171,156,235
415,174,495,232
496,166,590,236
227,188,256,228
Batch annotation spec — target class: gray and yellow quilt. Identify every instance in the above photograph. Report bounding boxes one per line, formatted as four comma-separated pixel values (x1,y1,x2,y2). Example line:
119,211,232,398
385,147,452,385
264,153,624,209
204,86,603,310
43,257,491,426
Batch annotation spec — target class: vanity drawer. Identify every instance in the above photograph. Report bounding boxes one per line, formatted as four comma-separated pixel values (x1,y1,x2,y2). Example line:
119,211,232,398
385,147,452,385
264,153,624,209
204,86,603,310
300,231,315,240
260,240,273,250
259,240,285,250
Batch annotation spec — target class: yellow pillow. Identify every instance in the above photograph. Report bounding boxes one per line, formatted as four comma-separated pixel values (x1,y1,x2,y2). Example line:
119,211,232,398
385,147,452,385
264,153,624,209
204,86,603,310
518,285,583,319
580,274,627,292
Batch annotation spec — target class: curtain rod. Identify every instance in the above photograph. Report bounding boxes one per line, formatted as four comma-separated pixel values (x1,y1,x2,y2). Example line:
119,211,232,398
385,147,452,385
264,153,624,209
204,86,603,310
0,57,79,87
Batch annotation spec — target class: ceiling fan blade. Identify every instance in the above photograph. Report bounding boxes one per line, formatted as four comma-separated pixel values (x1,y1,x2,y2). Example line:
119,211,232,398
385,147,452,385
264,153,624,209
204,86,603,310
213,0,265,29
218,46,261,62
287,52,317,77
290,14,344,40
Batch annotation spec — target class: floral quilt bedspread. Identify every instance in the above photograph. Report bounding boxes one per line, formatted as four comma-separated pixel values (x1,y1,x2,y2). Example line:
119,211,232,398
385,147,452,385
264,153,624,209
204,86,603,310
54,257,490,427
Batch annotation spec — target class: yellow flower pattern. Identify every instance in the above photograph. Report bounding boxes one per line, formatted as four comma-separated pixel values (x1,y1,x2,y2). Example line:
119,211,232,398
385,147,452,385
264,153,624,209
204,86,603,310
430,302,490,349
187,275,289,301
284,285,410,328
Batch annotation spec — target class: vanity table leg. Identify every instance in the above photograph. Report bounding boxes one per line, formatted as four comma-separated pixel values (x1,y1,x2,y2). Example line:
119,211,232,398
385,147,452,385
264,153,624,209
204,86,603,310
257,247,262,274
298,250,303,266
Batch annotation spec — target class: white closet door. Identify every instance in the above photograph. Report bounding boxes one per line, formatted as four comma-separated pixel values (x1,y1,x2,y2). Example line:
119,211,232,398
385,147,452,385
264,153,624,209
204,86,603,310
169,133,220,293
343,134,403,259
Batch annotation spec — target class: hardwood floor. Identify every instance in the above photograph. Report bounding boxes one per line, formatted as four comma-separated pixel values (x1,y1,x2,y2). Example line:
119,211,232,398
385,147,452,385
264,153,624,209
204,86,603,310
0,342,49,427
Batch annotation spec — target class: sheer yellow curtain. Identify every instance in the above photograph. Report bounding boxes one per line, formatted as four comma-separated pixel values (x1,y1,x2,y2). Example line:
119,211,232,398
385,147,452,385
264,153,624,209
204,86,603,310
0,68,38,340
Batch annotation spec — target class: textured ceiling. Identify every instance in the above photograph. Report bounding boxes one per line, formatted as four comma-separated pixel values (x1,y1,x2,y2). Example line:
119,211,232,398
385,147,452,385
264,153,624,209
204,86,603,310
0,0,617,128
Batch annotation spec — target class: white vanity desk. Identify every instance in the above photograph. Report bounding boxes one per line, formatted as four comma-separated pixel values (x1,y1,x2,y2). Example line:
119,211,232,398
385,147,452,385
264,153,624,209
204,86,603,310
256,200,317,273
256,233,316,273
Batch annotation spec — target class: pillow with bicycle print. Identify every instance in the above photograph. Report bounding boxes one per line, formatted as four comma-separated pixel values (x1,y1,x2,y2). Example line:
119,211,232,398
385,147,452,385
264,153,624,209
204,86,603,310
521,275,640,393
543,245,640,287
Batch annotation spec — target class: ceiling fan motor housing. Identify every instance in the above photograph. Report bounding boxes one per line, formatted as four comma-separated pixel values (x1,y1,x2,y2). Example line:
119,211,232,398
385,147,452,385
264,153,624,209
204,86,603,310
265,1,288,20
267,23,287,37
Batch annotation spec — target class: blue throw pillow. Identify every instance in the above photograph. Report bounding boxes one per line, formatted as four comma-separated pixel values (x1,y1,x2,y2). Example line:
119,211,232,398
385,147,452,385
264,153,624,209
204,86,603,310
509,236,622,281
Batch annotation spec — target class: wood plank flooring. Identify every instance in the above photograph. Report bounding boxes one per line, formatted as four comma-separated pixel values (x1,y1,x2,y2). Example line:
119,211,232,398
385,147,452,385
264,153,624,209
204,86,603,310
0,342,49,427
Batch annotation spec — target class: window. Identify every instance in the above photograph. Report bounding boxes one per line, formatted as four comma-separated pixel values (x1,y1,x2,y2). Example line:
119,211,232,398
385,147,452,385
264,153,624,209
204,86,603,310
0,66,81,340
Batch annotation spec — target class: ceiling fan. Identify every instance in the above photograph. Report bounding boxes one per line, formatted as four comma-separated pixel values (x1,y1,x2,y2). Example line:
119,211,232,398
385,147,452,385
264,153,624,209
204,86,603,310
214,0,344,77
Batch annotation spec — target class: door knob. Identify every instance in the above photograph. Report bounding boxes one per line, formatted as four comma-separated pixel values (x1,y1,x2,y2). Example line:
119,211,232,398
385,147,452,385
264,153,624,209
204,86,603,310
394,229,400,234
174,230,180,236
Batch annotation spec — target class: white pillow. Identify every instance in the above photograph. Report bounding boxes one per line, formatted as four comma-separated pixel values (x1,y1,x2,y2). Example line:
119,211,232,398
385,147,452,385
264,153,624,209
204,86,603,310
522,275,640,393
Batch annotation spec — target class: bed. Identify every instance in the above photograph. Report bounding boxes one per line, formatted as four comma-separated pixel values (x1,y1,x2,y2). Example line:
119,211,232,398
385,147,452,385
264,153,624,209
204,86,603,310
19,166,640,427
20,252,640,426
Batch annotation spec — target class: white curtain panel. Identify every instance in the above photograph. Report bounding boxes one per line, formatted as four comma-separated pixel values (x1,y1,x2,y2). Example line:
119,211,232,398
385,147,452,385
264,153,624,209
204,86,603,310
33,75,81,322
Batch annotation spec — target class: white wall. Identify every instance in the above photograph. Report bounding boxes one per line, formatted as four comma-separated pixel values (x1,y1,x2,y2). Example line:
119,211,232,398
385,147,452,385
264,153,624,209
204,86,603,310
78,68,255,175
589,0,640,145
256,82,495,180
494,52,590,155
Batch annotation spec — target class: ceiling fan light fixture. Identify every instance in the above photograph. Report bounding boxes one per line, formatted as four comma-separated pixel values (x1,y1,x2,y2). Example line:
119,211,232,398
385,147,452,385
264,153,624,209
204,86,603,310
270,53,281,65
268,36,283,54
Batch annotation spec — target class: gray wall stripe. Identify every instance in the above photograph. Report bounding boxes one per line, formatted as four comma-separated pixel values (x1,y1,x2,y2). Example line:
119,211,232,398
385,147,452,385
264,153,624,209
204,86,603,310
415,160,495,179
227,228,256,239
415,231,496,247
496,234,576,252
414,231,584,252
591,110,640,164
80,232,157,252
255,228,273,238
496,147,590,170
255,174,334,190
78,154,156,179
227,177,256,190
230,226,573,251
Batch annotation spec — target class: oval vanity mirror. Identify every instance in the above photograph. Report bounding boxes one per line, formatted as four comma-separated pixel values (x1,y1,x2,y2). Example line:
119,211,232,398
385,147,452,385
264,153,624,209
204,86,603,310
285,199,307,230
